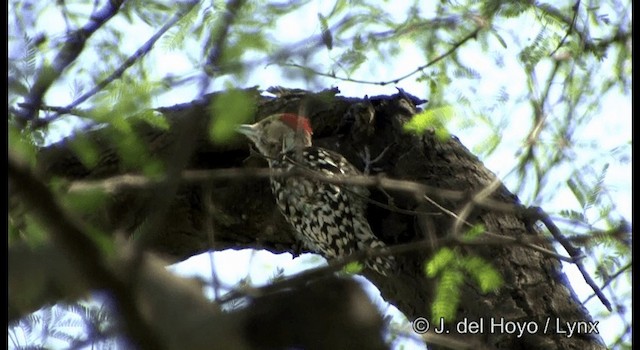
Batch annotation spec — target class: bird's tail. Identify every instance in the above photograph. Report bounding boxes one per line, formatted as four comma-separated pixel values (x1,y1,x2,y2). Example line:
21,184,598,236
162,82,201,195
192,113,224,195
354,221,395,276
364,240,395,276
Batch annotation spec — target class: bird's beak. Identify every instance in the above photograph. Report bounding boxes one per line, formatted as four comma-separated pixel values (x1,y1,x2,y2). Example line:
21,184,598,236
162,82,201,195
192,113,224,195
236,123,257,139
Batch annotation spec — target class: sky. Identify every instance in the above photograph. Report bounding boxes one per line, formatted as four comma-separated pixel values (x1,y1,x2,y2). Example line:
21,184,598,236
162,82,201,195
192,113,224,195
168,2,630,348
8,0,631,349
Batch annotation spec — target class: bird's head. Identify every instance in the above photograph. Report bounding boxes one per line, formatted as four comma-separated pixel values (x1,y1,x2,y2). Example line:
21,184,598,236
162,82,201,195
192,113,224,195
236,113,313,158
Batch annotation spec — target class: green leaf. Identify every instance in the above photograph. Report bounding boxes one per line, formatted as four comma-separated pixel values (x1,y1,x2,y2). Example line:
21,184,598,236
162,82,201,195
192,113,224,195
131,110,170,130
9,211,49,246
462,256,503,293
8,76,29,96
586,163,609,207
62,188,109,215
567,178,586,208
425,247,456,277
328,0,347,18
337,48,366,72
210,89,255,143
318,13,332,50
559,209,585,222
403,106,453,140
68,134,100,169
8,124,38,166
472,132,501,157
431,270,464,322
462,224,486,240
490,29,508,49
343,261,364,274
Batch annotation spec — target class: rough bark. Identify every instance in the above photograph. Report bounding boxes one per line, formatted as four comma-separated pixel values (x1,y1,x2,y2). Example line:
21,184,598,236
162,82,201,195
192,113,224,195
34,87,606,349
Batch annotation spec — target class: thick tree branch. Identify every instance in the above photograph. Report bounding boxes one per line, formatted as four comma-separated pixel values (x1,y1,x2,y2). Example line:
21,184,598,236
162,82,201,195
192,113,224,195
10,151,386,349
64,167,630,271
8,151,161,349
28,89,609,349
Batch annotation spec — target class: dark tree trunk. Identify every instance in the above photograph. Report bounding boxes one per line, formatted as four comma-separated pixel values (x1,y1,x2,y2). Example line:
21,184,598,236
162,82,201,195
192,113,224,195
36,87,606,349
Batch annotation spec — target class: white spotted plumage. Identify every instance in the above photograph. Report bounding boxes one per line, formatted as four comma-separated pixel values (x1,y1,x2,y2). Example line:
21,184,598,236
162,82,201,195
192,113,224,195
237,114,393,275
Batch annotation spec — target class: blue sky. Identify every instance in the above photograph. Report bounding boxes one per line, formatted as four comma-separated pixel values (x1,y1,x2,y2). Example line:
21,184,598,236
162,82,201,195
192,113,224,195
9,1,631,348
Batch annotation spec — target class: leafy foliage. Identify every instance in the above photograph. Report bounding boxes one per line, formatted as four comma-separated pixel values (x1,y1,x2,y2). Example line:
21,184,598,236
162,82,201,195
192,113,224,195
7,0,631,348
343,261,364,275
8,301,119,349
426,247,503,321
403,105,454,140
209,88,256,143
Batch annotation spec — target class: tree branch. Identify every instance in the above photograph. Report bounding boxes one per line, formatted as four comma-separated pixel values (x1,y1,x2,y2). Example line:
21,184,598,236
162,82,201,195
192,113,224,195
134,0,246,251
17,0,126,124
528,206,612,311
29,0,200,129
66,166,623,265
549,0,581,57
282,27,482,86
8,151,162,349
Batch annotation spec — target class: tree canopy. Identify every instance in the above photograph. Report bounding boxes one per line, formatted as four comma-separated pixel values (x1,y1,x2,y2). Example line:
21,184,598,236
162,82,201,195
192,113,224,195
8,1,631,349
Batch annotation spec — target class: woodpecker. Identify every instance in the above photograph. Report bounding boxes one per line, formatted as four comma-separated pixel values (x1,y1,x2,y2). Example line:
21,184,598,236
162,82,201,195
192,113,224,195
237,113,393,275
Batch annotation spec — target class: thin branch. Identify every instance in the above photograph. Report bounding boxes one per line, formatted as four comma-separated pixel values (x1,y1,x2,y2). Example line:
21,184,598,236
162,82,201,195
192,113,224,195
8,151,161,350
582,262,631,304
515,59,562,198
30,1,200,129
204,183,223,301
17,102,90,118
194,0,247,104
528,206,612,311
134,0,245,250
530,1,586,43
549,0,581,57
421,193,570,261
17,0,126,124
217,223,590,306
452,177,502,237
203,0,245,77
526,60,562,145
66,167,595,264
67,166,519,214
63,165,630,248
281,27,482,86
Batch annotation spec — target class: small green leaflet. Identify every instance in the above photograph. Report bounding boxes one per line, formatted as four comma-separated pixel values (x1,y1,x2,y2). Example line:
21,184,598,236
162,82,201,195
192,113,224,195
403,106,454,141
343,261,364,274
210,89,255,143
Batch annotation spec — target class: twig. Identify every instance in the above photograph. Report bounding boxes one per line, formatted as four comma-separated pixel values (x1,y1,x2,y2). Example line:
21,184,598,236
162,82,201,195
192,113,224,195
8,151,162,349
452,177,502,236
68,165,525,218
549,0,581,57
583,262,631,304
281,27,481,86
17,0,126,124
31,1,200,129
422,194,570,261
217,223,585,306
530,0,586,44
66,166,500,208
134,0,245,250
204,182,223,301
67,167,577,263
529,206,612,311
195,0,246,106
